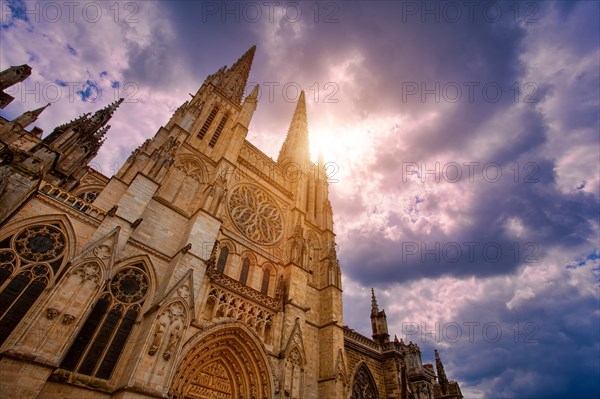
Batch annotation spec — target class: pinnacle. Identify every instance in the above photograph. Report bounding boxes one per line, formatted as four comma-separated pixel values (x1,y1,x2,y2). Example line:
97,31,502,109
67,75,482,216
371,288,379,314
435,349,449,386
245,84,260,101
13,102,51,128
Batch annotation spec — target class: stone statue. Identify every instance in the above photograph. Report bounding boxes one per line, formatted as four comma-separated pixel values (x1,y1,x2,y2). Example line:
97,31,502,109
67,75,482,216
163,324,181,360
148,321,166,356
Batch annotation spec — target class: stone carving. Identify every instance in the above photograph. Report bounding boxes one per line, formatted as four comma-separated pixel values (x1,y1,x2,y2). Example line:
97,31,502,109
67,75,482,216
107,205,118,217
239,146,292,198
203,168,229,215
169,326,273,399
203,285,275,343
163,324,181,360
149,136,179,178
227,184,283,245
131,218,143,229
336,349,348,386
149,321,167,356
206,240,220,270
62,314,75,325
288,347,302,366
46,307,59,320
290,217,306,267
180,243,192,255
177,284,190,299
207,267,283,311
149,301,187,360
93,244,111,259
175,157,204,182
275,275,286,302
71,262,101,284
77,191,99,203
284,346,304,398
189,100,204,116
169,302,185,319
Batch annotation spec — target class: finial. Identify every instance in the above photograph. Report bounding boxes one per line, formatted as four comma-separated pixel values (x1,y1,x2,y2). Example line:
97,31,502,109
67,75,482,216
245,84,260,101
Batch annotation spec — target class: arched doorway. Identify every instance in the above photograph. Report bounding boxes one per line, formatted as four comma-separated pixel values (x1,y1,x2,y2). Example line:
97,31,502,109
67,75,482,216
170,323,274,399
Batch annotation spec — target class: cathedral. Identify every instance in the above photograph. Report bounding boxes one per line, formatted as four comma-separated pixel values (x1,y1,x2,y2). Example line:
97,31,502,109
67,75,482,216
0,47,463,399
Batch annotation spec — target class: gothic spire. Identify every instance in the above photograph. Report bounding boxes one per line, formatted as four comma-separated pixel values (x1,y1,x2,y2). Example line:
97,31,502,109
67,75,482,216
43,99,122,149
216,45,256,105
277,90,310,166
84,97,124,134
371,288,379,315
13,103,50,129
435,349,449,394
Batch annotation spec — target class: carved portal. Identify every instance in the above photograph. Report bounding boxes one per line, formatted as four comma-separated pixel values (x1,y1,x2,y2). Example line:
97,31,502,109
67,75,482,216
170,325,273,399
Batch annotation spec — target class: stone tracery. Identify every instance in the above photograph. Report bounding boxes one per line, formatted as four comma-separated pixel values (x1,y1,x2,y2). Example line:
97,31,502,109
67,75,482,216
203,285,275,345
351,363,379,399
228,184,283,245
0,222,69,345
14,224,66,263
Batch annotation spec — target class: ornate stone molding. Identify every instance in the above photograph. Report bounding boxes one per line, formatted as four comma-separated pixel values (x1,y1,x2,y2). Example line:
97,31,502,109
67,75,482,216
343,327,381,352
36,192,102,227
38,181,106,220
206,267,283,312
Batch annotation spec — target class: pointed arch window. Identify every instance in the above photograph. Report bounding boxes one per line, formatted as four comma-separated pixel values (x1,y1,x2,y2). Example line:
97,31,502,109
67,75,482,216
0,224,67,345
209,114,228,147
351,364,379,399
216,246,229,273
239,258,250,285
60,264,149,380
198,106,219,139
261,267,270,295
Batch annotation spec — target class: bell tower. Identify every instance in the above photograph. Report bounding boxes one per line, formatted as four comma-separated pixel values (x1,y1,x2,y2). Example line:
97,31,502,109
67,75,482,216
166,45,259,166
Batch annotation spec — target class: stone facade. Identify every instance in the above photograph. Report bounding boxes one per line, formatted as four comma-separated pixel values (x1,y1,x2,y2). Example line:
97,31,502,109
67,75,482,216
0,48,462,399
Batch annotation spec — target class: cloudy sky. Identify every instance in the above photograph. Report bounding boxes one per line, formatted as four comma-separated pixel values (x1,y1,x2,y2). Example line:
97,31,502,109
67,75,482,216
1,0,599,397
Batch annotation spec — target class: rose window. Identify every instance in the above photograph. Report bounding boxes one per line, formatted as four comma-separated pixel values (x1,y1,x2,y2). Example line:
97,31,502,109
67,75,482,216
14,225,66,262
110,268,149,304
228,185,283,244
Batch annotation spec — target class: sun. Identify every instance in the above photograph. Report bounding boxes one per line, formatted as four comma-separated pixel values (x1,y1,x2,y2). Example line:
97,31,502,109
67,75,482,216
309,126,337,164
